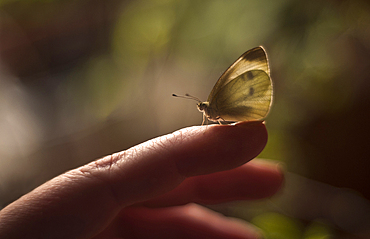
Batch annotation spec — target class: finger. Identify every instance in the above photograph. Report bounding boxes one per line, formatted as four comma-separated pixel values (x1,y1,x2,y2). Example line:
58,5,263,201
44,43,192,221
0,121,267,238
109,204,262,239
138,159,284,207
85,120,268,206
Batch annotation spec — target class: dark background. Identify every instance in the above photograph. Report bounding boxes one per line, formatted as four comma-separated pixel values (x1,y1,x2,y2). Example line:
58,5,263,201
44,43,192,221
1,0,370,238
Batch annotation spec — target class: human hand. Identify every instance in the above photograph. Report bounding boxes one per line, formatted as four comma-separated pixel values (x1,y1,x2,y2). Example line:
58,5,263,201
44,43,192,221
0,121,284,239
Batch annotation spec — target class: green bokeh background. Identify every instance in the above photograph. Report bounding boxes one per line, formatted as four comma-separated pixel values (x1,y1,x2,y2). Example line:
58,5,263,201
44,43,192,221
1,0,370,238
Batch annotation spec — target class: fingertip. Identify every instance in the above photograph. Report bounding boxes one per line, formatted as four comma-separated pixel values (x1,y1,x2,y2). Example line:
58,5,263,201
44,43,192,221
247,159,285,198
173,121,268,177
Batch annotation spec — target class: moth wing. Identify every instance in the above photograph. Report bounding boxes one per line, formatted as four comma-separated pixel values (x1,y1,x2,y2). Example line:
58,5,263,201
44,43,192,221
209,70,272,121
207,46,269,102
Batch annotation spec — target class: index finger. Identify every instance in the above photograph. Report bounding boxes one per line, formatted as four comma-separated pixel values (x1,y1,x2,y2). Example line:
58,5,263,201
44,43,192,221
0,121,267,239
91,121,268,205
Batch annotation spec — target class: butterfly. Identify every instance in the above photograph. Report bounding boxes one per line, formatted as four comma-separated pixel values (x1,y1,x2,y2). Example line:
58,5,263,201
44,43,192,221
173,46,273,125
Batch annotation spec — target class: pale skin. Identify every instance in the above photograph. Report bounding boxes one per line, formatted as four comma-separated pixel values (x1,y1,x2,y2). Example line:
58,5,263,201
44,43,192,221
0,121,284,239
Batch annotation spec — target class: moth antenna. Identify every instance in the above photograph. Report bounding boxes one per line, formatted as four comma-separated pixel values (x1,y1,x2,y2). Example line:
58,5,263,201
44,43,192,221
172,93,201,103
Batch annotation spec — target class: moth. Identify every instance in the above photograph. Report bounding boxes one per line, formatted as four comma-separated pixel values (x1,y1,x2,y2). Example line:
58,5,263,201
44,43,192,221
173,46,273,125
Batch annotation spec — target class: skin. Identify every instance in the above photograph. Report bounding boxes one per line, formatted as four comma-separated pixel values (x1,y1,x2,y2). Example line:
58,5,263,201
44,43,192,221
0,121,284,239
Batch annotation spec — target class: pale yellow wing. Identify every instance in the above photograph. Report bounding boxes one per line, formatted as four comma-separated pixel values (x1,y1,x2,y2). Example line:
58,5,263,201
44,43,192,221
207,46,269,102
209,69,272,121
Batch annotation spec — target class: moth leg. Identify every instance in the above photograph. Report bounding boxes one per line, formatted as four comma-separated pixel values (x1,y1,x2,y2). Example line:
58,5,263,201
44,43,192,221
218,117,227,125
201,114,206,126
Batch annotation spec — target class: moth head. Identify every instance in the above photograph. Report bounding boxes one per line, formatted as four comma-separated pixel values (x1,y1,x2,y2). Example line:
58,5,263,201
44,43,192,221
196,102,209,112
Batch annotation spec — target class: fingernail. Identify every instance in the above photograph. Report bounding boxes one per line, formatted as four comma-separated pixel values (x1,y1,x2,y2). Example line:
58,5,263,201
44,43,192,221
252,159,286,171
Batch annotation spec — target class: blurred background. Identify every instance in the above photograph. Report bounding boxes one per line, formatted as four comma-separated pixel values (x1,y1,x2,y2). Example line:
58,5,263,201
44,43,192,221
1,0,370,238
